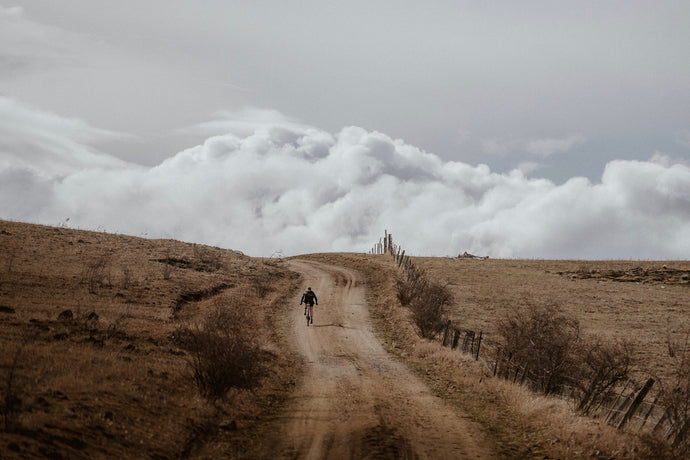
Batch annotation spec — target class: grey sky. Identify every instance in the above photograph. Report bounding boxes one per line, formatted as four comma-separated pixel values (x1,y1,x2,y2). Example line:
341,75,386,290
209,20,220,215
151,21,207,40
4,1,689,181
2,2,690,258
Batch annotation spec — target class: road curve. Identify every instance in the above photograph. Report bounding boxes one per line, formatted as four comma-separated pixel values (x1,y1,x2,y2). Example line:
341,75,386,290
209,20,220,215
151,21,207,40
276,259,493,459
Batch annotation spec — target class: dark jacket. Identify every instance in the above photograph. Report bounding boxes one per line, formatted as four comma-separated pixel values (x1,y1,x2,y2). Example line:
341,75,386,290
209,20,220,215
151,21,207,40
300,289,318,305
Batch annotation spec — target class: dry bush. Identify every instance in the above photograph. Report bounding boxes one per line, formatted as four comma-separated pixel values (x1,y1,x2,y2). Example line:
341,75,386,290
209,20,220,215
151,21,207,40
395,261,453,339
396,265,428,306
496,304,580,395
251,275,272,298
409,281,453,339
658,330,690,452
81,254,111,293
192,244,224,272
174,301,270,400
576,338,633,414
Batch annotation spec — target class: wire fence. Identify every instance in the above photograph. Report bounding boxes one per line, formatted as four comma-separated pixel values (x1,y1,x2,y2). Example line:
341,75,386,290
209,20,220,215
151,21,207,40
370,230,688,450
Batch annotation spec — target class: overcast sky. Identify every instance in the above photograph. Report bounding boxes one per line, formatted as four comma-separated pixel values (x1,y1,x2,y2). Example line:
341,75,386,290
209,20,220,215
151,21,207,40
2,2,689,258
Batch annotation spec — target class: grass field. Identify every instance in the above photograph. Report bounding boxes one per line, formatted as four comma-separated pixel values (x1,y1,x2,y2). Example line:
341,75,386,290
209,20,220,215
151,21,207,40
415,257,690,384
2,219,688,458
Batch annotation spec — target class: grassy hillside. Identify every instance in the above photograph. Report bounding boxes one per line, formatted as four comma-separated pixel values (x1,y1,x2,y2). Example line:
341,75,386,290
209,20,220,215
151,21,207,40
0,220,301,459
3,220,688,458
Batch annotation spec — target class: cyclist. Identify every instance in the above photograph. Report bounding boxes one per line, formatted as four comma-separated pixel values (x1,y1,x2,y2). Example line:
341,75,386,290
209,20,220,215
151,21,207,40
300,287,318,325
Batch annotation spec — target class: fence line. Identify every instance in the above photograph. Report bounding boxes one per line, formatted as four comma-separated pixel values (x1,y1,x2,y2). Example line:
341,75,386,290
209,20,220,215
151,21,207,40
369,229,400,255
369,230,680,446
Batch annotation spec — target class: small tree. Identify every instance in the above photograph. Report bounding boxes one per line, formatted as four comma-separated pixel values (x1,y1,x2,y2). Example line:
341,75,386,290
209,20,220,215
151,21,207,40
174,302,269,400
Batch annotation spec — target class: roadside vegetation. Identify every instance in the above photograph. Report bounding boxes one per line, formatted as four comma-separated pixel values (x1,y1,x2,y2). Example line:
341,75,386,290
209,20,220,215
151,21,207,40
304,252,690,458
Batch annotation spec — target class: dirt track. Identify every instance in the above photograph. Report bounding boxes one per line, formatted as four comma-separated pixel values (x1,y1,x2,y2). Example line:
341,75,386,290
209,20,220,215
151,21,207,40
277,259,494,459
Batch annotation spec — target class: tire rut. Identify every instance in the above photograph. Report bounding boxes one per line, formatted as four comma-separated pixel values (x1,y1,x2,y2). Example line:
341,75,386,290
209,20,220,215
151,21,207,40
275,258,493,459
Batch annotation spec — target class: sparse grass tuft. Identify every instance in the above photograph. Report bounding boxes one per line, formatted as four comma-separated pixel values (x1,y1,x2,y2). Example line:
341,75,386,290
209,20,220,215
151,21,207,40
81,254,111,293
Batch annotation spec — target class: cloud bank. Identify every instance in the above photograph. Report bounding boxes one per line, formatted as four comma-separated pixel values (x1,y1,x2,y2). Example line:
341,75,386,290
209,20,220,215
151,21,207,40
2,97,689,259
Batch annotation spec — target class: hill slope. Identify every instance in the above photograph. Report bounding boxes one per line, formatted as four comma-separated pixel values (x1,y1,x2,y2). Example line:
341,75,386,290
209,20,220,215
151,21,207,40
2,220,684,458
0,220,300,459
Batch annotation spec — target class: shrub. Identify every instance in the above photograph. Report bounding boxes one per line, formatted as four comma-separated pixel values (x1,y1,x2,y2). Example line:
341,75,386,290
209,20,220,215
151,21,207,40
395,260,453,339
396,265,428,307
576,338,633,414
659,330,690,451
192,244,224,272
496,304,580,395
81,255,111,293
174,302,269,400
409,281,453,339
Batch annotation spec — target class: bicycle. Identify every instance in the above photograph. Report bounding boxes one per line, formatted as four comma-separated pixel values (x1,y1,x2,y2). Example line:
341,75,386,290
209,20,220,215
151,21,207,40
301,287,317,327
305,303,314,326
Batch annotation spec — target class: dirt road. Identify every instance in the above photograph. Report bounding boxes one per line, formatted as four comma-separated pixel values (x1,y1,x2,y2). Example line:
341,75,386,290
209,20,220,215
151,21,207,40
277,259,494,459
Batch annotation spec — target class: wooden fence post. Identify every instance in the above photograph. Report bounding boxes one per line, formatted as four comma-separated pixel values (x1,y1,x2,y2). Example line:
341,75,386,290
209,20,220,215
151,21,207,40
451,329,461,349
463,331,474,352
475,331,483,360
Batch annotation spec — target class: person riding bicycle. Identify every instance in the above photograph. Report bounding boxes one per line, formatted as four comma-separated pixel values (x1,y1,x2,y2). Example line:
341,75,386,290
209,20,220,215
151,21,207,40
300,287,318,324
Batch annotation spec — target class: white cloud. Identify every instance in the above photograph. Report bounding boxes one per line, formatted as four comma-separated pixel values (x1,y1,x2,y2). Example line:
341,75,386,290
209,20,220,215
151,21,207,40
2,102,689,259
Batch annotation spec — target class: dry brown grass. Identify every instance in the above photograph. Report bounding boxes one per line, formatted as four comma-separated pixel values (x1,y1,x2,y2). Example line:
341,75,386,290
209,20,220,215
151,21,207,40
305,252,686,458
415,257,690,385
4,219,688,458
0,220,301,459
